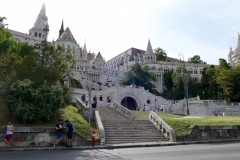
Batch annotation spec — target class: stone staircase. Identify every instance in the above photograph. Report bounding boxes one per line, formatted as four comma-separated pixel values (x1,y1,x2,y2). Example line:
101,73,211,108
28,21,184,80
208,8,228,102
98,107,167,144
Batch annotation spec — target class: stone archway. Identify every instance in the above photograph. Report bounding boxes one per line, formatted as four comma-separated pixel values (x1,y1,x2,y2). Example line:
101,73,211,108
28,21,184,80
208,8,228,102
120,97,138,110
70,78,83,89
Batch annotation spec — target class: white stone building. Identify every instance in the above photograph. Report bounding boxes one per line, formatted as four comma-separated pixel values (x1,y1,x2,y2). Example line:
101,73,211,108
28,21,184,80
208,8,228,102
8,4,213,112
228,33,240,66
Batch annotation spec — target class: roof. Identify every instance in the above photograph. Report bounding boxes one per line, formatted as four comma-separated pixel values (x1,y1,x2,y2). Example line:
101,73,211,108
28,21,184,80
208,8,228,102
59,27,76,43
96,52,103,59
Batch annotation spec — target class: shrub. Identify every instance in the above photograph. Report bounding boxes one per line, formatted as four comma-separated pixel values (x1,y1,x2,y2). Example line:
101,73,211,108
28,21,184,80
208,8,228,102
8,79,70,123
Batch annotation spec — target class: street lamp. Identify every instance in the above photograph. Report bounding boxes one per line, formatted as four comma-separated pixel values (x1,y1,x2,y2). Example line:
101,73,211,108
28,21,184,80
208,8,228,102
154,99,157,112
178,53,189,115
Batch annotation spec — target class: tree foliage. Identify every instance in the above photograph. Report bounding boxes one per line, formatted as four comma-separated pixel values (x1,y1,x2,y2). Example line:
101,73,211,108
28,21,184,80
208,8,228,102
163,70,173,91
188,55,205,64
216,65,240,102
121,63,156,92
8,79,70,123
154,47,167,61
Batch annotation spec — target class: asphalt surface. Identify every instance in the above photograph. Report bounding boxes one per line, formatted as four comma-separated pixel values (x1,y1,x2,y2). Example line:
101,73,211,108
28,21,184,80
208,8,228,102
1,139,240,152
1,142,240,160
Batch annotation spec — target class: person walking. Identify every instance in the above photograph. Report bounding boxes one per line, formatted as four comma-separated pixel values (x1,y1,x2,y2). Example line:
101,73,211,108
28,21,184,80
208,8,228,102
54,119,63,147
2,122,14,148
92,95,97,108
107,96,112,108
65,119,74,147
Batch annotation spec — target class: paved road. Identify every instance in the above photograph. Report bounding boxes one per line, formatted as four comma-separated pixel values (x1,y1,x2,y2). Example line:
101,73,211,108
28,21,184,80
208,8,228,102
1,142,240,160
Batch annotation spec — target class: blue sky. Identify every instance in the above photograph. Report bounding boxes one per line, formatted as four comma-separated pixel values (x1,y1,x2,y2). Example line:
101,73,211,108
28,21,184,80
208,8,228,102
1,0,240,64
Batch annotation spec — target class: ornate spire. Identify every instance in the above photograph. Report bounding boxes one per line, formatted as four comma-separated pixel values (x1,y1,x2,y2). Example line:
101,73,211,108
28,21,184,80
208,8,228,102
33,3,48,30
83,40,88,61
145,39,154,55
59,20,64,38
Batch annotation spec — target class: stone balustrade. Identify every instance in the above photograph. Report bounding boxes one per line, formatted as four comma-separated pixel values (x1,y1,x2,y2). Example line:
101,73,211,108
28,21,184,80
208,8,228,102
95,110,105,145
188,125,240,141
149,111,176,142
113,102,133,119
0,127,85,147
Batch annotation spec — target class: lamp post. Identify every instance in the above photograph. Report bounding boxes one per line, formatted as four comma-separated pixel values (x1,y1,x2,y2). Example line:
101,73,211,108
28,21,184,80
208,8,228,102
86,69,92,132
178,53,189,115
203,91,205,100
154,99,157,112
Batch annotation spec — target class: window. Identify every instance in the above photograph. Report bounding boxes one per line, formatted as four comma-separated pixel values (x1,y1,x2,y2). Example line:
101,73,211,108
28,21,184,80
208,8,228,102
189,68,193,74
67,45,70,52
164,67,169,72
38,33,41,38
35,32,37,37
194,69,197,74
73,46,75,53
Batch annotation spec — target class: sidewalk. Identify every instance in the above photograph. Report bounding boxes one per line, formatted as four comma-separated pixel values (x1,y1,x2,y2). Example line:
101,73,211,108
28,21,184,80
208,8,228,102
1,139,240,152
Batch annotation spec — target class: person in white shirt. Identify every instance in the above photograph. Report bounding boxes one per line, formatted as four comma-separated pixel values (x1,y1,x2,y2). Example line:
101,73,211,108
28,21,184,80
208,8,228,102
2,122,14,148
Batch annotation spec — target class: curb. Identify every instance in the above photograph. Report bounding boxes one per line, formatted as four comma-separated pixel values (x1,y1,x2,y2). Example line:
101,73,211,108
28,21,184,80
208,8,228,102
1,139,240,152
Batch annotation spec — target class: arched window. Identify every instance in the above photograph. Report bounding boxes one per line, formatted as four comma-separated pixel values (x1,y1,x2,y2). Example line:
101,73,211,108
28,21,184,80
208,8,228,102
176,68,181,73
164,67,169,72
189,68,193,74
73,46,75,53
194,69,197,74
38,33,41,38
67,45,71,52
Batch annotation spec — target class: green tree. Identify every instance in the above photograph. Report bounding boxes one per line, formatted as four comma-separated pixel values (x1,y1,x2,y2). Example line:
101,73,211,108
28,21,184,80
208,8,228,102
171,72,185,100
17,40,75,85
206,65,220,99
218,58,231,70
8,79,70,123
216,65,240,102
0,27,15,55
188,55,205,64
121,63,156,92
0,17,7,28
0,52,21,94
163,70,173,91
154,47,167,61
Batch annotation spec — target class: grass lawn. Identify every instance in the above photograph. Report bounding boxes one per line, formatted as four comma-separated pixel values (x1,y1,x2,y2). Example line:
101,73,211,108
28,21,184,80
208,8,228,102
59,105,98,139
158,113,240,136
132,111,240,136
0,96,97,139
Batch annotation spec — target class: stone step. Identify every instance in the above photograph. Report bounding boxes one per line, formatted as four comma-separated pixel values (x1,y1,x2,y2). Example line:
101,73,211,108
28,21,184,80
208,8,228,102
98,107,168,144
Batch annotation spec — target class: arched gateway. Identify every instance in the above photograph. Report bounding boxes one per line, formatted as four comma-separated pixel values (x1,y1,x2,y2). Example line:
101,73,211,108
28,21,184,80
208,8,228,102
120,97,138,110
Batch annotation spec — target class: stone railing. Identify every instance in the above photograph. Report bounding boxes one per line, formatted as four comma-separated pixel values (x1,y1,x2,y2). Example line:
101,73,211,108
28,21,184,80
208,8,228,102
76,98,88,109
188,125,240,141
76,98,93,119
113,102,133,119
0,127,85,147
95,110,105,145
149,111,176,142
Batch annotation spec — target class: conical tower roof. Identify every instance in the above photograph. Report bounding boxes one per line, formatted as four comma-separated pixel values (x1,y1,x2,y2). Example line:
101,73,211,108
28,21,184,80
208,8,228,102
59,20,64,38
145,39,154,55
33,3,48,30
59,27,76,43
96,52,103,59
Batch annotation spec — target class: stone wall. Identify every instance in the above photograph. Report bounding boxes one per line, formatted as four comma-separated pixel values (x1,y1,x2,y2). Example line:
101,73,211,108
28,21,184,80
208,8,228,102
0,127,93,147
187,125,240,141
